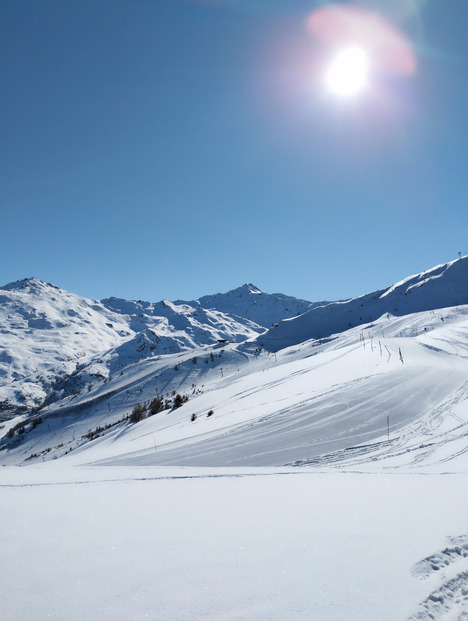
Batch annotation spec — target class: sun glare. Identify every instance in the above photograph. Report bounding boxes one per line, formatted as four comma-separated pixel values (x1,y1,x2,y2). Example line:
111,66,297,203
325,46,369,98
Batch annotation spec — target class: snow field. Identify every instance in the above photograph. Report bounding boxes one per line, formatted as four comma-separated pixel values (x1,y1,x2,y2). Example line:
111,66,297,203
1,466,467,621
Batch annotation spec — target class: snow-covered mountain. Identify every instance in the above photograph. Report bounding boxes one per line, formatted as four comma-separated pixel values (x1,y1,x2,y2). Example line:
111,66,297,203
192,283,319,327
0,278,131,416
1,255,468,471
0,279,311,417
260,257,468,351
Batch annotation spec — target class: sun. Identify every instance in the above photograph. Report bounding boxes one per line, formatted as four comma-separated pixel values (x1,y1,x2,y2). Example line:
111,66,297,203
325,46,369,98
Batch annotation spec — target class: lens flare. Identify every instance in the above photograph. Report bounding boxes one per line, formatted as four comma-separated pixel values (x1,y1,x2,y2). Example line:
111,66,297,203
308,4,417,79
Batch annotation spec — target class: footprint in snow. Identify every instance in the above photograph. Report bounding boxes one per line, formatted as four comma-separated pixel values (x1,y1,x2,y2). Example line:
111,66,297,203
409,535,468,620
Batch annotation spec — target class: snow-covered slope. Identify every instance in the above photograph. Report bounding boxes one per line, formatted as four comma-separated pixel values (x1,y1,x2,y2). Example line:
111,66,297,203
2,298,468,472
260,257,468,351
2,257,468,469
0,278,131,416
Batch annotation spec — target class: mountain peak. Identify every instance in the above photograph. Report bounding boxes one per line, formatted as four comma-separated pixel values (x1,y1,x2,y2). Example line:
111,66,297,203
196,284,313,329
1,277,54,292
218,283,263,297
241,283,263,294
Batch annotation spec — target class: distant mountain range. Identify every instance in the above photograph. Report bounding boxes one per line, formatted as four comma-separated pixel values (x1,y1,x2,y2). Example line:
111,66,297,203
0,278,316,416
2,258,468,419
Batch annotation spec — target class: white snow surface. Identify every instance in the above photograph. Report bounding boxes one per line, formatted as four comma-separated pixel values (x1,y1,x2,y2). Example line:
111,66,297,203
2,258,468,620
2,465,468,621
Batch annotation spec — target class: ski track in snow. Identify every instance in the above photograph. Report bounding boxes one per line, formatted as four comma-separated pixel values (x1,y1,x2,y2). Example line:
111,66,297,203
0,469,298,489
88,366,463,468
291,378,468,472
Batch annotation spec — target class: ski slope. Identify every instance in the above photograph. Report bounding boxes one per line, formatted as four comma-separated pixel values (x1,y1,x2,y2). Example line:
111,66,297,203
3,302,468,473
2,259,468,620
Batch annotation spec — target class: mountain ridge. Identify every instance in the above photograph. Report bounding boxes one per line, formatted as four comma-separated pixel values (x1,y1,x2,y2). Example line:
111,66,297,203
0,278,315,416
260,256,468,351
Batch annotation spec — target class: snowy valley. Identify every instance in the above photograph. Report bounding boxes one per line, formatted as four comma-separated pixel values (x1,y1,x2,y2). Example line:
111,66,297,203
2,258,468,620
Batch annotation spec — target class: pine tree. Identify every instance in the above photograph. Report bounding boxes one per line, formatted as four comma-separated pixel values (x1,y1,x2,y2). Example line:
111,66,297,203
173,394,184,408
130,402,146,423
149,396,164,415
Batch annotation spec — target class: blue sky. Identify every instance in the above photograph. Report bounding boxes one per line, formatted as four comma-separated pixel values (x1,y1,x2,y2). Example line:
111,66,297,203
1,0,468,303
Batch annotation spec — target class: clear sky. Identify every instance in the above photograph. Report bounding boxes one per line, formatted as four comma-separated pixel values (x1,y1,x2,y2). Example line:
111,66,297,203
1,0,468,303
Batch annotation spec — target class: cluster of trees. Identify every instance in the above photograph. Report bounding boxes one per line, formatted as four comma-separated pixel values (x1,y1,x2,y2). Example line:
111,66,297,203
83,419,124,441
130,393,189,424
